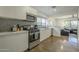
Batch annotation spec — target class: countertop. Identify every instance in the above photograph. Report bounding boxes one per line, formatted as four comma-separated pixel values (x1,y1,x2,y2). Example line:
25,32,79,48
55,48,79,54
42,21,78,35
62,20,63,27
39,28,51,31
0,31,28,36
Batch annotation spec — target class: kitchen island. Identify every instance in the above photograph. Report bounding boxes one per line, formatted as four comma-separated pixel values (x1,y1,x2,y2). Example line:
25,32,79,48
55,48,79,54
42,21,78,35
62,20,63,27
0,31,28,52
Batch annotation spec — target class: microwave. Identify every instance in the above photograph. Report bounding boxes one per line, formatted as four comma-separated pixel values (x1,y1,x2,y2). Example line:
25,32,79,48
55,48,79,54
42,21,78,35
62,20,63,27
26,14,37,21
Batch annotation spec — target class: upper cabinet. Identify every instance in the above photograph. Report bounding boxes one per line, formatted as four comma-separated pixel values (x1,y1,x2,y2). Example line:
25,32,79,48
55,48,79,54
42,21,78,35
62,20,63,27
26,7,38,16
0,6,38,20
0,6,47,20
0,7,26,20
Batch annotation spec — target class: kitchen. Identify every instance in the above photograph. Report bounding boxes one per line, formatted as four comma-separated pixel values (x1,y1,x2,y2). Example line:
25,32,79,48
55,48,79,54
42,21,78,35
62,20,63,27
0,6,79,52
0,6,51,52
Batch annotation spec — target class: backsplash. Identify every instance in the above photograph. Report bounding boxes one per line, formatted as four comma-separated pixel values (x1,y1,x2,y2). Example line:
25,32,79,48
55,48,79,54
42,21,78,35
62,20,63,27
0,17,36,32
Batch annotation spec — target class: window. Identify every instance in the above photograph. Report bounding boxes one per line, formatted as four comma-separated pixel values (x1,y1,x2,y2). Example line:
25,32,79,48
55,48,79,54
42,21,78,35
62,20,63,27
46,20,48,27
71,20,77,29
42,18,46,27
64,20,78,29
37,17,49,28
64,20,70,29
37,17,42,26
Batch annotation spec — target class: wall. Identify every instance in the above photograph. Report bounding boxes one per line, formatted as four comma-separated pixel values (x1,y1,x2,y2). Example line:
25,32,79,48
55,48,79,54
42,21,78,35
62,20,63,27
55,19,65,29
55,18,78,29
48,17,61,36
48,17,70,37
0,17,35,32
51,17,78,37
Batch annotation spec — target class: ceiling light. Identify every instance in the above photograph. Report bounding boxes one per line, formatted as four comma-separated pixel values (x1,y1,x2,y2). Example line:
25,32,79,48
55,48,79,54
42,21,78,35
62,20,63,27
51,6,56,8
51,6,56,11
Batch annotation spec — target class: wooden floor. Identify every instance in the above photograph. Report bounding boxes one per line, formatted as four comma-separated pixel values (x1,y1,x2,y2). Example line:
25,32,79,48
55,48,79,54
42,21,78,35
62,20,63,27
30,35,79,52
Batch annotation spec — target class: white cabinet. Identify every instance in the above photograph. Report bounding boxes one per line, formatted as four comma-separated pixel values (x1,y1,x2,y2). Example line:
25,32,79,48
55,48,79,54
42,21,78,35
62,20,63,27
0,6,46,20
0,7,26,20
0,31,28,52
53,27,61,37
0,6,38,20
26,7,38,16
12,7,26,20
40,28,51,41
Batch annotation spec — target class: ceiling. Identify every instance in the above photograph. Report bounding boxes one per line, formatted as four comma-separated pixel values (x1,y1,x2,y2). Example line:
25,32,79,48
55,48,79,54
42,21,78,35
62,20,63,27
32,6,79,18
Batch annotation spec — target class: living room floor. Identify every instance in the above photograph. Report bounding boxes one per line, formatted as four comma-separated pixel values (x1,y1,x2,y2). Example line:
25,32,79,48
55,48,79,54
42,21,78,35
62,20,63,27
30,34,79,52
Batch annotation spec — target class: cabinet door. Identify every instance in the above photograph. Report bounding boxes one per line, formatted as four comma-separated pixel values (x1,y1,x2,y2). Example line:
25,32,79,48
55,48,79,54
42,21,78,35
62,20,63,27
14,7,26,20
0,6,26,20
0,32,28,52
26,7,38,15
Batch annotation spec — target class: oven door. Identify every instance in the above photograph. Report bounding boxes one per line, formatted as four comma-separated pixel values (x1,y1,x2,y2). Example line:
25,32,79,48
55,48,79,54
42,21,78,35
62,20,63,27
29,32,40,42
29,33,35,42
35,32,40,40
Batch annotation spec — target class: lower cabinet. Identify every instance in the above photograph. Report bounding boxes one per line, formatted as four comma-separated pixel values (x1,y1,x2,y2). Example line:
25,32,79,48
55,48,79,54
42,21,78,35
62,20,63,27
0,31,28,52
40,29,51,42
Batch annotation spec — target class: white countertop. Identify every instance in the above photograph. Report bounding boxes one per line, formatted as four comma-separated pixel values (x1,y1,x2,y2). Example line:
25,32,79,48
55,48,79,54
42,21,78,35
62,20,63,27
39,28,51,31
0,31,28,36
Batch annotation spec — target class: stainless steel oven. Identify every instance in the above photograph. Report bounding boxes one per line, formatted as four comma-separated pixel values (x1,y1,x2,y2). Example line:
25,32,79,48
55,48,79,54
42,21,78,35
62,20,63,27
29,30,40,42
23,25,40,50
28,29,40,49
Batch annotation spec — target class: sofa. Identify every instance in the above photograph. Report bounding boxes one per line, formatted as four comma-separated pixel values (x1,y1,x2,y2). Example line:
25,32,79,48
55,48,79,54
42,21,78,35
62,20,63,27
61,28,77,36
61,29,70,36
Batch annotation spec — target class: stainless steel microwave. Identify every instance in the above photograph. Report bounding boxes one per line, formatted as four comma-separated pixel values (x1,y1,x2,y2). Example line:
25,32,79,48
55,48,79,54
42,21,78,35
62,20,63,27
26,14,36,21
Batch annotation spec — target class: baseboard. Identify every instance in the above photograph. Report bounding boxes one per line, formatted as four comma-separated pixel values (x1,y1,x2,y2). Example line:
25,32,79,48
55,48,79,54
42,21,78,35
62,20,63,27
40,35,51,43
